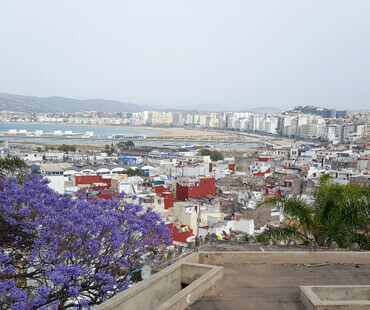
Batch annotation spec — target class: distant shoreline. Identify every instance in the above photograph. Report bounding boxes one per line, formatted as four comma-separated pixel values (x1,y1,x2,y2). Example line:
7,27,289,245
0,121,162,135
0,121,241,140
0,121,299,147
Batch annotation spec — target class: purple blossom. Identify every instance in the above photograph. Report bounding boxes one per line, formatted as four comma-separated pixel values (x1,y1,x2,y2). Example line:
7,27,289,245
0,173,171,309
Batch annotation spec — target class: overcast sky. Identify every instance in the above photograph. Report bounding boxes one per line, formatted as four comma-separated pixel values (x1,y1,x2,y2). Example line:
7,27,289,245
0,0,369,110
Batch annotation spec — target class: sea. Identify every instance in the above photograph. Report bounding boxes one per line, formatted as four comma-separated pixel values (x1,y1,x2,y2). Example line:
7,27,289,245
0,122,262,148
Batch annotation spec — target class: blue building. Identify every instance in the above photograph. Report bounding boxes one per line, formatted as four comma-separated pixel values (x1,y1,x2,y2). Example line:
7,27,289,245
322,109,336,118
118,157,137,166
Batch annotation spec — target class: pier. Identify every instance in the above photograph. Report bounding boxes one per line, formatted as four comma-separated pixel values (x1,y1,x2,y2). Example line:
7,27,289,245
0,130,147,140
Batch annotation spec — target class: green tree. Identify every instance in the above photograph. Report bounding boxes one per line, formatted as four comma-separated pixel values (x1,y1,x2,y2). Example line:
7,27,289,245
257,176,370,250
198,148,224,161
117,141,135,148
125,168,146,177
117,141,135,152
106,147,116,156
58,144,76,152
0,155,28,175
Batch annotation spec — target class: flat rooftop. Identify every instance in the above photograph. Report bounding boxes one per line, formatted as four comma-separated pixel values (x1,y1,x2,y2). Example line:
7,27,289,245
189,263,370,310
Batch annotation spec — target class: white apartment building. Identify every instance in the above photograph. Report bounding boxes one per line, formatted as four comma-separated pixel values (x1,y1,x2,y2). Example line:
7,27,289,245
147,112,173,125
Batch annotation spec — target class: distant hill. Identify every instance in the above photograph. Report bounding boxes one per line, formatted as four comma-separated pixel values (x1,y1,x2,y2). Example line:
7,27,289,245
287,105,324,116
242,106,280,114
181,103,280,114
0,92,283,114
0,93,149,113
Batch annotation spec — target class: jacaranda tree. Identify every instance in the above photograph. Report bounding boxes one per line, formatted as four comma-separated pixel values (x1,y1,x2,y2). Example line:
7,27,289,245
0,174,171,309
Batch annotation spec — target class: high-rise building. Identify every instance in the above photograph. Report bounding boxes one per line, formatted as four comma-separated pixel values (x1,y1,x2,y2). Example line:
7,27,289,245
147,112,173,125
172,113,183,126
335,110,348,118
322,109,336,118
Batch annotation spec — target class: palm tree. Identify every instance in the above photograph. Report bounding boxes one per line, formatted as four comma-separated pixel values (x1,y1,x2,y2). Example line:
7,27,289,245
0,155,28,176
257,175,370,250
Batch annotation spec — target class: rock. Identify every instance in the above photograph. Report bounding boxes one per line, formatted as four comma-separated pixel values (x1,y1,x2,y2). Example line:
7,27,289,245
287,239,296,247
167,250,175,258
330,241,338,251
248,237,256,244
206,233,218,242
229,235,237,243
203,236,211,245
268,239,276,246
308,240,318,252
350,243,360,251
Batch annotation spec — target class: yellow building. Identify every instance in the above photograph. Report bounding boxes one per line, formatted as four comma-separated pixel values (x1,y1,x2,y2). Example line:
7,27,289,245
148,112,173,125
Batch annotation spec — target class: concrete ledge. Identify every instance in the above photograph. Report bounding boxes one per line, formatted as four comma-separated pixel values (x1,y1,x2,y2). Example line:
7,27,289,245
198,251,370,265
156,263,223,310
300,285,370,310
97,253,223,310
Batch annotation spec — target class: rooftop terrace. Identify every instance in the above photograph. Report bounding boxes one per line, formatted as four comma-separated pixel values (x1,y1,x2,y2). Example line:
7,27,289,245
97,251,369,310
189,262,369,310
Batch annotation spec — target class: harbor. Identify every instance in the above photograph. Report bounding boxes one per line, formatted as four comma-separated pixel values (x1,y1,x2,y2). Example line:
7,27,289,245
0,129,148,140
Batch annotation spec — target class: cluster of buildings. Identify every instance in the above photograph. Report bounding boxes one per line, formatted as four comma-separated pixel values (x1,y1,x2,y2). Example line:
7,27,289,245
1,107,368,142
1,138,369,248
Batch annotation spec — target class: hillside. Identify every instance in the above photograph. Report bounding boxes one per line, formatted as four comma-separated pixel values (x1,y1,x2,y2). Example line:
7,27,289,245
0,93,148,113
0,92,283,114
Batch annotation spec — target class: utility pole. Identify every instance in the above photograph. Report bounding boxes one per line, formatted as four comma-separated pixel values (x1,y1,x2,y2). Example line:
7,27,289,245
195,203,201,250
196,204,201,239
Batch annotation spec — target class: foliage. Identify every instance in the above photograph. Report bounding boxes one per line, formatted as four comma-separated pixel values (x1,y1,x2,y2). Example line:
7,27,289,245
256,226,303,243
125,168,146,177
0,174,171,309
0,155,28,175
117,141,135,149
125,141,135,147
257,176,370,249
58,144,76,152
290,105,323,116
105,144,116,156
198,148,224,161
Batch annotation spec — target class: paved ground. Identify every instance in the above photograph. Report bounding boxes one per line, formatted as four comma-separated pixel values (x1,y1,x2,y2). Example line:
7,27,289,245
189,263,370,310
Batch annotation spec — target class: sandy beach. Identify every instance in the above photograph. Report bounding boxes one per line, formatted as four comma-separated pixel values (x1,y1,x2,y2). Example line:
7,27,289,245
122,125,242,139
0,122,302,147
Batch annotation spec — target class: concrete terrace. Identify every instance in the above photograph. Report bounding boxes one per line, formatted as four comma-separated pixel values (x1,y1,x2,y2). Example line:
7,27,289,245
189,262,369,310
97,251,370,310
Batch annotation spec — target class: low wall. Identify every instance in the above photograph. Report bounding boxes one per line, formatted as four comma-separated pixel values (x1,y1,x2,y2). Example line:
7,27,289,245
300,285,370,310
198,251,370,265
156,263,223,310
97,253,223,310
